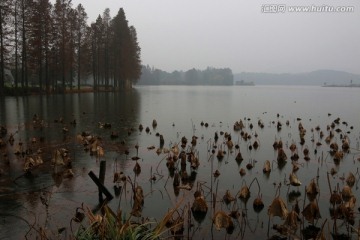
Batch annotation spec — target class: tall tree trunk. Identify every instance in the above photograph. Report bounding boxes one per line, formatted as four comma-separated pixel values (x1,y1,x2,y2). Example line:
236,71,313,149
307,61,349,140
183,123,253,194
38,34,43,93
21,0,28,93
14,1,19,91
0,6,4,96
77,33,80,90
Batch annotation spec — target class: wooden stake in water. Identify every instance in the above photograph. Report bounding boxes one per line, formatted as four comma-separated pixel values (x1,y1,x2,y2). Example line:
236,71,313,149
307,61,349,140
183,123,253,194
88,160,113,203
99,160,106,202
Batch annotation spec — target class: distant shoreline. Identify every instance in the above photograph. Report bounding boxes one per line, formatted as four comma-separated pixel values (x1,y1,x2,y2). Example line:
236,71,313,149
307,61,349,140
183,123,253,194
322,84,360,88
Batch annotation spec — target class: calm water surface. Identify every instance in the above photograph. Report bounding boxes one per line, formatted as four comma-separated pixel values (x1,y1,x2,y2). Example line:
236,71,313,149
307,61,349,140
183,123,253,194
0,85,360,239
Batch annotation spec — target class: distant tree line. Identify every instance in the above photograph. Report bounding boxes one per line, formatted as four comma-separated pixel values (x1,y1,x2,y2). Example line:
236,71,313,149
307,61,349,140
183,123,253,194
0,0,141,96
138,66,234,85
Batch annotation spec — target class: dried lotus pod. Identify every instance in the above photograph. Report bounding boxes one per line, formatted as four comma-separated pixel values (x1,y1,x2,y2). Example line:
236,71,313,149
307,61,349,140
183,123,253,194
268,196,288,219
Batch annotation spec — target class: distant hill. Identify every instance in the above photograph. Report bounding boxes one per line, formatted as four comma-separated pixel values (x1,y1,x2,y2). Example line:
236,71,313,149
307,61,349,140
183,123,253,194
234,70,360,86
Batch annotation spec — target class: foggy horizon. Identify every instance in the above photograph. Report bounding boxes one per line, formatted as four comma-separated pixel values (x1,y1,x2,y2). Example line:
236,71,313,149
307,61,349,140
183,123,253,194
62,0,360,75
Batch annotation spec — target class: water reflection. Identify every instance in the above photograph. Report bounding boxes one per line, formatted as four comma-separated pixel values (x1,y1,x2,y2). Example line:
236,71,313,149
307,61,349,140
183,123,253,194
0,90,140,238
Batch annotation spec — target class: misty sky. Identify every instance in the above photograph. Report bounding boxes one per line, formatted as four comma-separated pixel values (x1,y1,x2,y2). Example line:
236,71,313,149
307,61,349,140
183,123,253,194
67,0,360,74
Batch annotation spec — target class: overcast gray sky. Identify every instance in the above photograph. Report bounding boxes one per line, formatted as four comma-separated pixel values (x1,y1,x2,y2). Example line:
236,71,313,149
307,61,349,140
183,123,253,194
68,0,360,74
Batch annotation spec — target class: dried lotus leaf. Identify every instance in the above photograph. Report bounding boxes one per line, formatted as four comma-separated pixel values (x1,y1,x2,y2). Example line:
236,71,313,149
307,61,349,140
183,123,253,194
213,211,234,231
253,195,264,213
263,160,271,173
226,140,233,149
253,140,259,149
344,196,356,210
235,152,243,162
303,147,309,156
273,140,279,149
97,146,104,157
330,191,342,205
239,168,246,176
113,172,120,183
192,195,208,223
223,190,235,205
341,185,353,202
191,195,208,213
133,162,141,175
306,179,319,195
131,186,144,217
289,143,297,152
239,185,250,200
52,149,65,166
289,172,301,186
292,162,300,172
302,201,321,224
277,148,287,162
346,172,355,187
268,196,288,219
330,142,338,151
342,138,350,151
335,204,355,225
217,149,224,159
213,170,220,178
284,210,299,230
333,151,344,162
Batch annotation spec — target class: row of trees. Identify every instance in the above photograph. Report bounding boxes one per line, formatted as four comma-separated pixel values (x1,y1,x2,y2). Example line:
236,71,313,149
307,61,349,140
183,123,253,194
138,66,234,85
0,0,141,95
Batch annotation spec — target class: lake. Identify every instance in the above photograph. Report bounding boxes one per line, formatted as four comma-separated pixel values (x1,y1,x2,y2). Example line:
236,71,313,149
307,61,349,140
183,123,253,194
1,85,360,239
